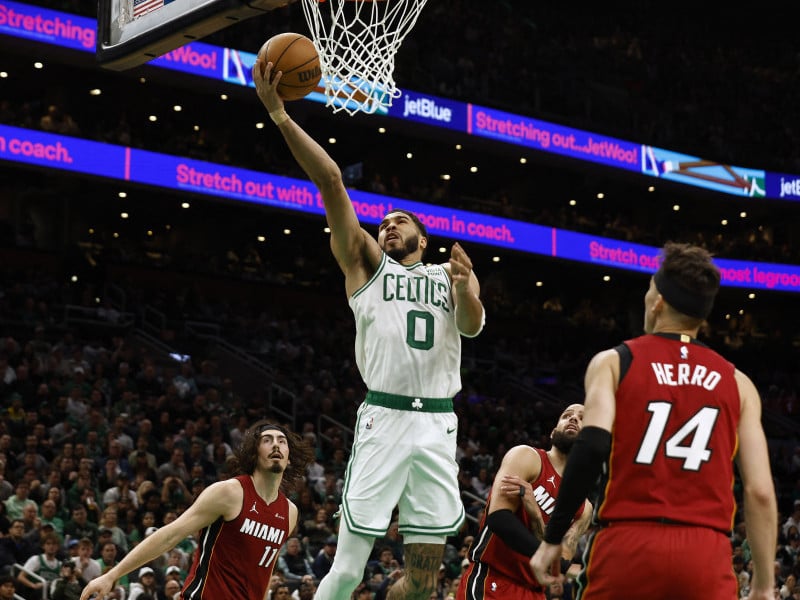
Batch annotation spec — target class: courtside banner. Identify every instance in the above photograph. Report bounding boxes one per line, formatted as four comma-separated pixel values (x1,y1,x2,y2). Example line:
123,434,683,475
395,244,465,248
0,123,127,177
386,91,466,131
641,144,766,198
466,104,640,172
0,0,95,50
766,171,800,202
2,124,798,293
555,229,800,292
1,0,798,202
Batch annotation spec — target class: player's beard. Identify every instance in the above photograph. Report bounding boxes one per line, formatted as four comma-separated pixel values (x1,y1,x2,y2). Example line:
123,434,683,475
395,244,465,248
385,234,419,262
270,463,285,474
551,430,577,454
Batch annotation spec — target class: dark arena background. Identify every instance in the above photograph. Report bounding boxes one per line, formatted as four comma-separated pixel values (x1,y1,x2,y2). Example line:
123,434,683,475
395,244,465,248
1,2,799,598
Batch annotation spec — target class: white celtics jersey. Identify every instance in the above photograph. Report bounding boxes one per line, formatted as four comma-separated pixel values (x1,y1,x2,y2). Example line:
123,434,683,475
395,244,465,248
349,253,462,399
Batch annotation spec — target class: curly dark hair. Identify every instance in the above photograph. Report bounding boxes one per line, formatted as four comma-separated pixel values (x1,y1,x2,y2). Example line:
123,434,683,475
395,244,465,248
227,420,314,493
660,242,720,296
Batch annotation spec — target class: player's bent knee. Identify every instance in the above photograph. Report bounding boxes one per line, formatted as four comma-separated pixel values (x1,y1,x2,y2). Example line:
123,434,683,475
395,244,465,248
325,564,363,593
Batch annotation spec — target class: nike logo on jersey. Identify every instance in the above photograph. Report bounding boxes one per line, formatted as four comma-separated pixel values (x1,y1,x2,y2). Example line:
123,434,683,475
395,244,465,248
446,426,456,434
274,512,285,520
250,502,259,514
546,475,556,488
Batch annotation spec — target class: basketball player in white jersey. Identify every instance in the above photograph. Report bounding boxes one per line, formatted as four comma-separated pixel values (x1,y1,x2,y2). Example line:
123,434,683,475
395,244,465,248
254,59,486,600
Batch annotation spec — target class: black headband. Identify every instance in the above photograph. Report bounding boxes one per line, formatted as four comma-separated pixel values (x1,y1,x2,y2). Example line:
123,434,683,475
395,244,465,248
654,269,715,319
255,423,288,437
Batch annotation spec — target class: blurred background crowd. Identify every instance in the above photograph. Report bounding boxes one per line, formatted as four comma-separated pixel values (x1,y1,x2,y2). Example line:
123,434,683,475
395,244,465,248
1,1,800,599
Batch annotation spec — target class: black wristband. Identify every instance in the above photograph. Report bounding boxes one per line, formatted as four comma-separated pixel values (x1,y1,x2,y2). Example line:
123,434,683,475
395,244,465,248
560,558,571,574
485,509,541,557
544,426,611,544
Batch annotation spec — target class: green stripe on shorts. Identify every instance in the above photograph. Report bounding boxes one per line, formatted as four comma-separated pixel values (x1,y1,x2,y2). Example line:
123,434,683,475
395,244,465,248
365,390,453,413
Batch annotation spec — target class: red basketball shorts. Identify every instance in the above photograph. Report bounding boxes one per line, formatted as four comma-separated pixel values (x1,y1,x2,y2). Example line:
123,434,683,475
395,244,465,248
576,522,737,600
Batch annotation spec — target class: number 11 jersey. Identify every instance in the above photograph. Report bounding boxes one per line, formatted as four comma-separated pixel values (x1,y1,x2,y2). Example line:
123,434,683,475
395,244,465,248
182,475,290,599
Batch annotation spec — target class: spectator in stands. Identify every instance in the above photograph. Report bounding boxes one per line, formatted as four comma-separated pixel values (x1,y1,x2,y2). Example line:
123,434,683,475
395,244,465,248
276,537,313,584
103,474,138,509
303,507,334,556
311,535,337,581
97,541,129,593
783,501,800,537
40,104,79,135
49,559,85,600
156,448,189,484
98,508,128,555
40,499,65,537
0,460,13,502
164,564,183,587
186,440,215,483
20,504,41,542
109,416,135,455
160,477,192,511
128,566,160,600
5,481,37,520
0,519,37,569
18,532,62,596
64,504,99,546
372,521,403,564
367,546,398,580
0,575,16,600
163,578,181,599
73,538,101,583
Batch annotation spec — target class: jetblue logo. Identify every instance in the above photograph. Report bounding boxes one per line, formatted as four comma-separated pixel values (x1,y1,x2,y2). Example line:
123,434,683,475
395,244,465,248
780,177,800,198
402,95,453,123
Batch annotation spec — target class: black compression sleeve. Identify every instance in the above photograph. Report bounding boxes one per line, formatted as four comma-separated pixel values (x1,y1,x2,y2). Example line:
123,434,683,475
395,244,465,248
485,509,541,556
544,426,611,545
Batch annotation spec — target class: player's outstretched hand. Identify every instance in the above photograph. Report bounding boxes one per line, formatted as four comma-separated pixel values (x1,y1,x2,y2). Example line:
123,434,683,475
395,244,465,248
252,58,285,115
79,573,115,600
449,242,473,295
530,541,564,587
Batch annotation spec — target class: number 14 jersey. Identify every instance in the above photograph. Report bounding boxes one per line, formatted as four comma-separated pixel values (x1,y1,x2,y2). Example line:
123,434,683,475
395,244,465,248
597,333,740,534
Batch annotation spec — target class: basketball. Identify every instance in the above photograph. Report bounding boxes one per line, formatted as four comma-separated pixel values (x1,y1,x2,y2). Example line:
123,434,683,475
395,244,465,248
259,32,322,101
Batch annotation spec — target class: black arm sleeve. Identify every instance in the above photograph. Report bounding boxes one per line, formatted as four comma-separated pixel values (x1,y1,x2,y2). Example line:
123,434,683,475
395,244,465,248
485,509,541,557
544,426,611,545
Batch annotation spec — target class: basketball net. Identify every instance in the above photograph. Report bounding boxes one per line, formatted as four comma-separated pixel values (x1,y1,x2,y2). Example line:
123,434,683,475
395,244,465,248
300,0,428,115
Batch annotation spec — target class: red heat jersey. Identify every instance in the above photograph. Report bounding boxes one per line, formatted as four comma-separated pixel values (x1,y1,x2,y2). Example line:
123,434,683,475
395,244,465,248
596,333,740,533
182,475,290,600
469,448,584,588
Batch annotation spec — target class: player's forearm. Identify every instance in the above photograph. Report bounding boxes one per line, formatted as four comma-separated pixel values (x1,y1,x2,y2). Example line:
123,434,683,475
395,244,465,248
274,116,342,197
455,292,484,337
743,484,778,591
272,114,361,239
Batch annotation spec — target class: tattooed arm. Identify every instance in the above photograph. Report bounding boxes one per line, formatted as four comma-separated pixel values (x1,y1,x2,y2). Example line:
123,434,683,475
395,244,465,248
560,500,592,560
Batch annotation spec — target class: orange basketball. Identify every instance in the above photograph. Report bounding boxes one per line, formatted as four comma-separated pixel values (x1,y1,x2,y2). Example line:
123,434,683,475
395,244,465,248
259,32,322,101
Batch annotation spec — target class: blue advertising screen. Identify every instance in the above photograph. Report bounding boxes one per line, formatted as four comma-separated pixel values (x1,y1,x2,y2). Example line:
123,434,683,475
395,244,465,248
1,0,797,202
2,123,799,293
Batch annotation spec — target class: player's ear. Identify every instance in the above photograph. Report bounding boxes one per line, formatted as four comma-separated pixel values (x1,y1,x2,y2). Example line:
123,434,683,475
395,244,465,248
419,236,427,250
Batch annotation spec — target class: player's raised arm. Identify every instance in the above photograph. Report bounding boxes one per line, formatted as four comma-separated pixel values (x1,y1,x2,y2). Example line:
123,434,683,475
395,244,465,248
445,242,484,337
80,479,241,600
252,57,378,279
